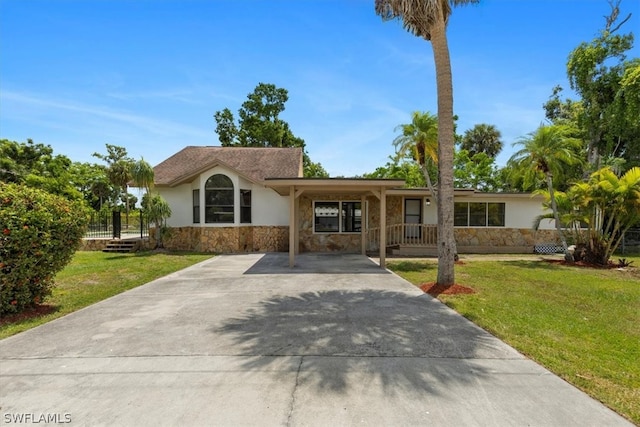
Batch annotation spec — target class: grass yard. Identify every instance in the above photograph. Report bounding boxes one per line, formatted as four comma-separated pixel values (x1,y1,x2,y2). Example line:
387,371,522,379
388,255,640,425
0,251,213,339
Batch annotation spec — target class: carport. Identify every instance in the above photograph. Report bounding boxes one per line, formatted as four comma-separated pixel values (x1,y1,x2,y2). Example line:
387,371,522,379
264,178,405,268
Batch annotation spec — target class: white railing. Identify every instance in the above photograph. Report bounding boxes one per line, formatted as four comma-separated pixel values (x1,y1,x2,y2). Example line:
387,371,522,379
367,224,437,250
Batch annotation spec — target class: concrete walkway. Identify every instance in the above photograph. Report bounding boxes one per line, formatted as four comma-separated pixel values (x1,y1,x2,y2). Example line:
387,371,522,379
0,253,632,426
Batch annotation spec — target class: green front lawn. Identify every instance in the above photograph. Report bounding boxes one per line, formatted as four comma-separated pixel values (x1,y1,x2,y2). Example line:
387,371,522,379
0,251,213,339
388,256,640,425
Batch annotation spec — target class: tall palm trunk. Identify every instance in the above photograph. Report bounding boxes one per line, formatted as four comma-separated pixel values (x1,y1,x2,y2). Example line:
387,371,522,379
431,17,456,286
546,172,573,262
421,161,436,200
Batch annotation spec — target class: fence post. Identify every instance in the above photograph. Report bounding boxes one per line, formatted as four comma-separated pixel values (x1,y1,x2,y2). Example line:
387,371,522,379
112,210,121,239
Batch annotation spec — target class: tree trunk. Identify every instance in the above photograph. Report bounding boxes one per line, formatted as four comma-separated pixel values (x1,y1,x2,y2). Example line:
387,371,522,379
421,161,436,200
546,173,573,262
124,184,130,232
430,18,456,286
155,222,162,249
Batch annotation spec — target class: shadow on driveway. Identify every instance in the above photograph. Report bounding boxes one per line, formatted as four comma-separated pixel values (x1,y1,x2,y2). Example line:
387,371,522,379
243,252,392,274
214,287,511,396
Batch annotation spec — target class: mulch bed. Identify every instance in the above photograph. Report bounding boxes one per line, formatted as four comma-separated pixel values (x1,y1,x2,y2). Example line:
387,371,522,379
419,282,476,297
0,305,57,326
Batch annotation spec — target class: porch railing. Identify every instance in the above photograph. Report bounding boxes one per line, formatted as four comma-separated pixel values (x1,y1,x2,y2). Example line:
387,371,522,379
367,224,437,251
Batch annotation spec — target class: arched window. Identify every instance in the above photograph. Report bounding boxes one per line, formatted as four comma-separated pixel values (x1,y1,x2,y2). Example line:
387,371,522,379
205,174,234,223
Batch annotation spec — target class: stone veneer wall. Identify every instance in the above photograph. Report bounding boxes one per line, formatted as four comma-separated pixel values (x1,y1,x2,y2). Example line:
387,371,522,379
298,195,360,252
79,239,110,251
151,226,288,253
454,228,559,253
79,238,150,251
366,196,403,233
297,195,403,253
252,226,289,252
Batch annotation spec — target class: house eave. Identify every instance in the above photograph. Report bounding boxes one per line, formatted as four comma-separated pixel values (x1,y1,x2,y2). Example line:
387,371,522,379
162,159,264,187
264,178,406,196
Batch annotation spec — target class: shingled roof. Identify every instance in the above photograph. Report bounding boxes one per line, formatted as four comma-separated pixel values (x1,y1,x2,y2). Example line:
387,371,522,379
154,146,303,187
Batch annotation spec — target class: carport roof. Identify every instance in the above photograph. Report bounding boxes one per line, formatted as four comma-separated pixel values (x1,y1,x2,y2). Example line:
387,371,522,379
264,178,406,196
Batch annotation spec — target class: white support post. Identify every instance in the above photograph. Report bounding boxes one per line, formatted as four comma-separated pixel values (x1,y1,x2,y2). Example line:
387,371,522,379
379,188,386,269
361,194,367,255
294,195,300,255
289,185,296,268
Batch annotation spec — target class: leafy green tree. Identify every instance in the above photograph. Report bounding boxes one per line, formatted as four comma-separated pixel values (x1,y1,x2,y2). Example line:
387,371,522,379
93,144,135,222
543,85,585,127
67,161,114,210
454,149,504,191
609,59,640,169
376,0,478,285
460,123,503,158
565,0,638,168
88,176,114,210
214,83,328,177
363,156,427,188
508,125,584,261
0,139,83,200
303,161,329,178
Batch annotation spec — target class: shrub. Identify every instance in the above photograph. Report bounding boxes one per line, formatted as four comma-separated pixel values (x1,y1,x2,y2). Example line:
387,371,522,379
0,183,90,315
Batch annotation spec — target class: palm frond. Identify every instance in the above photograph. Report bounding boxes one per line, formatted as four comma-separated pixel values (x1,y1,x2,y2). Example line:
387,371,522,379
375,0,478,40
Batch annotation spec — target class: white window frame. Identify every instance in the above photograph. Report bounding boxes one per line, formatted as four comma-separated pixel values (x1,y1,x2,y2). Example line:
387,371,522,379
313,200,366,234
454,202,506,227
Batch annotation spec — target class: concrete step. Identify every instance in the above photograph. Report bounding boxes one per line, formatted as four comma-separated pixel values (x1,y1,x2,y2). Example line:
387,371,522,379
102,240,137,253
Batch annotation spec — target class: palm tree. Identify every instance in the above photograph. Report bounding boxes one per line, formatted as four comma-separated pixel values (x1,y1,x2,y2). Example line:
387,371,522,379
508,124,583,261
147,194,172,249
376,0,478,286
393,111,439,196
131,158,155,195
93,144,134,230
461,123,503,158
581,166,640,264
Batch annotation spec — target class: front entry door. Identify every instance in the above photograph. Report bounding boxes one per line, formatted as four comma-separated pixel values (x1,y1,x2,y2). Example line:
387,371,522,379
404,199,422,239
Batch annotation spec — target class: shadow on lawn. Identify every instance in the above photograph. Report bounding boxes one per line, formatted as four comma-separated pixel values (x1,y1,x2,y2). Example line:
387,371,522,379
102,250,210,261
499,260,566,270
385,260,438,272
215,289,503,396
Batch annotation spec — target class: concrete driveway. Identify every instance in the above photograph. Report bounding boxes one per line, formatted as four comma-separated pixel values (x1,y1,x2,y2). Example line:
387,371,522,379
0,253,632,426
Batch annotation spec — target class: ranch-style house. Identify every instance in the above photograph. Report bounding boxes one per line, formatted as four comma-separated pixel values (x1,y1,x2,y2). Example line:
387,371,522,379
152,146,559,267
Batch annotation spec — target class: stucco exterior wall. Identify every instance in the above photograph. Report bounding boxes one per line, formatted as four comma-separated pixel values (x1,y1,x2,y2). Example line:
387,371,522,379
159,166,289,228
160,184,193,227
251,186,290,226
452,195,554,230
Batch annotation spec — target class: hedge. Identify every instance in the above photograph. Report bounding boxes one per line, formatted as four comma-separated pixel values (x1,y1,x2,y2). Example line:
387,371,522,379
0,183,90,316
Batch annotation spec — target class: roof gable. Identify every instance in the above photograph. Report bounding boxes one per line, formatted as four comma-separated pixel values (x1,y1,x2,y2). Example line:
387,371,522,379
154,146,303,186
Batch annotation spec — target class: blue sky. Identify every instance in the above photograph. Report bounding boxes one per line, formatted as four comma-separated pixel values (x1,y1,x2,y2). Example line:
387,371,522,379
1,0,639,177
